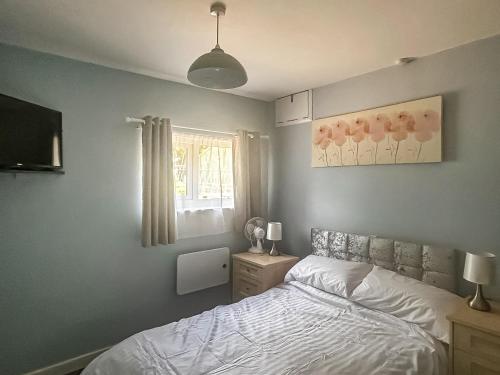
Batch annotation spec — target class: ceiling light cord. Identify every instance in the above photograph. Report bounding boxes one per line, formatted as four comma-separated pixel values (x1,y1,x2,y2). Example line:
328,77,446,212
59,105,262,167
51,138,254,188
216,12,220,48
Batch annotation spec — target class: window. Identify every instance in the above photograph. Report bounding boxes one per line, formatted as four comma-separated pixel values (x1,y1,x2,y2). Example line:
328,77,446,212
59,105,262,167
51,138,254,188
173,133,234,211
173,143,193,199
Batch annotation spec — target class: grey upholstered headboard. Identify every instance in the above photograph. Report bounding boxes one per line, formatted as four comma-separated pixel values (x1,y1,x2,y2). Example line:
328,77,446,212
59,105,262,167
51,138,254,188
311,228,457,292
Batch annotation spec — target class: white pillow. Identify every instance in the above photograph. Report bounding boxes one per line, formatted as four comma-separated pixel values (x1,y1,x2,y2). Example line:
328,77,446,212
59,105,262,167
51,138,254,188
350,266,463,343
284,255,373,298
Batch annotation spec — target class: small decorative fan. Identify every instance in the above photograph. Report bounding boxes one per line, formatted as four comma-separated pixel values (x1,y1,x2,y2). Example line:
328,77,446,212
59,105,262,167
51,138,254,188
244,217,268,254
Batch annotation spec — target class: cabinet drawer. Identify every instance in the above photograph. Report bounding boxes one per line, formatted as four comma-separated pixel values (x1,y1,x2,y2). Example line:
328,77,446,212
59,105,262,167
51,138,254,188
237,277,261,297
455,324,500,364
454,349,500,375
236,260,262,280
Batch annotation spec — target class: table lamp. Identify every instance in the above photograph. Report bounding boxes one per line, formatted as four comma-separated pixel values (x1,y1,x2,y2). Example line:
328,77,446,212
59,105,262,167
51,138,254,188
463,251,496,311
267,222,282,256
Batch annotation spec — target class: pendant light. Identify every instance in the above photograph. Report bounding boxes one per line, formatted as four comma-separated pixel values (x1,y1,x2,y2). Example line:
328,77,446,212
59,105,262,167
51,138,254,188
187,2,247,89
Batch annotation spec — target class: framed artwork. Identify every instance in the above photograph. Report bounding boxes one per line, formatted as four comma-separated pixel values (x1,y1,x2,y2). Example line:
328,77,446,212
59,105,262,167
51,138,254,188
311,96,442,167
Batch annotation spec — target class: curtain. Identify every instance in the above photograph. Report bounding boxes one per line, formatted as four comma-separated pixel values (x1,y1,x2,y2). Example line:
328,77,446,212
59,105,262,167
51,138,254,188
173,132,234,239
176,208,234,239
233,129,262,231
141,116,176,246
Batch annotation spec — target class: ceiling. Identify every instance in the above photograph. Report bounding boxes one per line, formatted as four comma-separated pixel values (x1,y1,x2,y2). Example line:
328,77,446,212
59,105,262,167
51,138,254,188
1,0,499,101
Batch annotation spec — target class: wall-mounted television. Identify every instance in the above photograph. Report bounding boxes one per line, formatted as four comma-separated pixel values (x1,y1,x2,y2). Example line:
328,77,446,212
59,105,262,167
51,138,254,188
0,93,63,172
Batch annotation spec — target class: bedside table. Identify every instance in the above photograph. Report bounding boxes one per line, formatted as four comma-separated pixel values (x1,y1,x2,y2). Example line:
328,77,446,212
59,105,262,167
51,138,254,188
447,299,500,375
232,252,299,302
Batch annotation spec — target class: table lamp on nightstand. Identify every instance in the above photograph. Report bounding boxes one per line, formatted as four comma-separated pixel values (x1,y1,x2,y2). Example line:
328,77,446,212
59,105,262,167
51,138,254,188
267,222,282,256
463,251,496,311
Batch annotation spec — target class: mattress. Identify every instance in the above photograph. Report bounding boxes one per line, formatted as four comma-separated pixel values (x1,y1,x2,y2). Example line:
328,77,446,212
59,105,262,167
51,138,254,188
83,281,447,375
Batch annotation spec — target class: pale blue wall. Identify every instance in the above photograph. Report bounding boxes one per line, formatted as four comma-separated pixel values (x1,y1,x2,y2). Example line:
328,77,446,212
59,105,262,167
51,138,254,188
2,34,500,375
271,35,500,300
0,44,273,374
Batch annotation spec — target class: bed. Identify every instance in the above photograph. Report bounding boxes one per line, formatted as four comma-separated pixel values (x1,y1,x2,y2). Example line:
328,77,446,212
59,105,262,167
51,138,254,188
83,228,462,375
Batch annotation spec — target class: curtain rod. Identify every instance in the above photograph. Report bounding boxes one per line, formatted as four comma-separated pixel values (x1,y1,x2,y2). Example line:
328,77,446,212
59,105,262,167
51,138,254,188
125,117,266,138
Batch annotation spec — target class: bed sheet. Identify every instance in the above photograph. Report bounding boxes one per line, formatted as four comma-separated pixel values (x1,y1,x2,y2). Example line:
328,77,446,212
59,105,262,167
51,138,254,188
83,281,447,375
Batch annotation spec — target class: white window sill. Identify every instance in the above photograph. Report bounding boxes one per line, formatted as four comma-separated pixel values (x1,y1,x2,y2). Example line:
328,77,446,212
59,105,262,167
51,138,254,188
176,207,234,214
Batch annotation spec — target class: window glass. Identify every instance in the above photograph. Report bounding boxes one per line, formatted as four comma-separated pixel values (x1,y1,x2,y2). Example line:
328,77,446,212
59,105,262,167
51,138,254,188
198,144,233,200
172,133,234,209
173,145,189,198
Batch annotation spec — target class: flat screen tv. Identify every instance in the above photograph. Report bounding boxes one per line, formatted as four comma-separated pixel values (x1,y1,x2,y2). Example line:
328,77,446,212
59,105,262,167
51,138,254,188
0,93,63,172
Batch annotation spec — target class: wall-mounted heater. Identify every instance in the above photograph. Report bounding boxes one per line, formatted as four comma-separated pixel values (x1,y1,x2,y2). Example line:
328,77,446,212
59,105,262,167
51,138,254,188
176,247,230,295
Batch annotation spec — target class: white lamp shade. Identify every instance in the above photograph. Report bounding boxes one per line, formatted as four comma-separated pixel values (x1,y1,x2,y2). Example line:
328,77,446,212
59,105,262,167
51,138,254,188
188,46,247,89
266,222,282,241
463,252,496,285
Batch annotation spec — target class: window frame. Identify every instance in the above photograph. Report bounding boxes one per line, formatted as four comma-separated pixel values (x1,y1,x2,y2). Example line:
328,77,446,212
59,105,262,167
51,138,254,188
173,133,234,211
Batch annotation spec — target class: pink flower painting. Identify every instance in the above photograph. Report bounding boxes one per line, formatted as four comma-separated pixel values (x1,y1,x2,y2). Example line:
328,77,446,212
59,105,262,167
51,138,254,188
348,118,367,164
313,124,333,165
389,111,414,162
367,114,389,162
332,120,348,146
311,96,442,167
331,120,348,165
415,110,441,159
313,124,332,145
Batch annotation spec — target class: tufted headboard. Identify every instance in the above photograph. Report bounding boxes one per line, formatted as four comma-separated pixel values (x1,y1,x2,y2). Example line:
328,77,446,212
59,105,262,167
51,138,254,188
311,228,457,292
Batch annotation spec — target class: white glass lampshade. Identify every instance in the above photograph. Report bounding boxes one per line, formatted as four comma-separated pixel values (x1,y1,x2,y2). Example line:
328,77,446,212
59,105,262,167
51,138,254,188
463,252,496,285
266,222,282,241
187,46,247,89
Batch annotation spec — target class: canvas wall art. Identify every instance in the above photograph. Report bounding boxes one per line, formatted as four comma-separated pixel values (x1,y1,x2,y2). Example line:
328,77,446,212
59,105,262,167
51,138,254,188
311,96,442,167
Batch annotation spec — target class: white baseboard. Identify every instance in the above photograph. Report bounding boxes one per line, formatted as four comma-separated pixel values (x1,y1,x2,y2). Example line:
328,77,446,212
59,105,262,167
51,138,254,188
23,346,111,375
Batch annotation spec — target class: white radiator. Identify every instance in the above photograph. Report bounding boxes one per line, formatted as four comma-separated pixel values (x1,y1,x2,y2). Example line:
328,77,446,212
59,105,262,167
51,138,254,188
176,247,230,295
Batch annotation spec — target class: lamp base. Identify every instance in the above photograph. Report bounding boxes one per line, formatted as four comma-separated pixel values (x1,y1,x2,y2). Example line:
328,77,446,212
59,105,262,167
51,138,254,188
269,241,280,256
468,284,491,312
248,247,265,254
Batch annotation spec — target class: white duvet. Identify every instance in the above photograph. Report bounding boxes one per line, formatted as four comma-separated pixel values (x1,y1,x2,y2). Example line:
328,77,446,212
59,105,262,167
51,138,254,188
83,281,447,375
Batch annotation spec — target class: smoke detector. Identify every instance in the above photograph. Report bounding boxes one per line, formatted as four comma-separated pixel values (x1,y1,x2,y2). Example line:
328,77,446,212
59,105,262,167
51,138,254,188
395,57,417,65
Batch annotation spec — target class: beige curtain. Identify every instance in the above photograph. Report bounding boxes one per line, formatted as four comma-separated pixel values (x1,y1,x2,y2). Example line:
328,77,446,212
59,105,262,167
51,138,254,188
233,130,262,231
141,116,176,246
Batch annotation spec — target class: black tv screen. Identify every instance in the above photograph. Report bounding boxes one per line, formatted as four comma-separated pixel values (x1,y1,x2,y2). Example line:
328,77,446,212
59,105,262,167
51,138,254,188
0,94,63,172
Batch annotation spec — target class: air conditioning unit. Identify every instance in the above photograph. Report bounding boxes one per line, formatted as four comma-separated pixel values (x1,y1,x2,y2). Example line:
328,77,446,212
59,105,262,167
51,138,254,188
275,90,312,127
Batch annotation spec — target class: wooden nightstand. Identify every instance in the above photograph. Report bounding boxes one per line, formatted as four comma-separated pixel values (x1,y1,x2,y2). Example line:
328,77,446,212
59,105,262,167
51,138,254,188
447,299,500,375
232,252,299,302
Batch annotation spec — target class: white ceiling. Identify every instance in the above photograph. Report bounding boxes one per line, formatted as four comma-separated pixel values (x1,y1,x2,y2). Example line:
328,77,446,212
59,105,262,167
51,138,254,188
1,0,500,101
